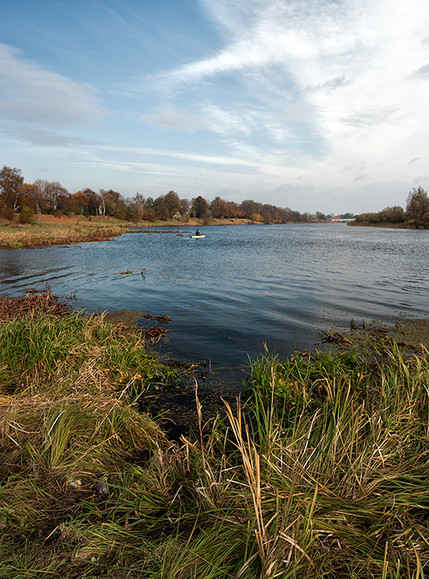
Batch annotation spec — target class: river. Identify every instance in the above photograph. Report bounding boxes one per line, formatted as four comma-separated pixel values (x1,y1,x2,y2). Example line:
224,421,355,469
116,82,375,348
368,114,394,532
1,223,429,383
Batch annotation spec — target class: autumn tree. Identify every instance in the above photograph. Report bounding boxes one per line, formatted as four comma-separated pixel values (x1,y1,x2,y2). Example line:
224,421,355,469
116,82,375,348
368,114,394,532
379,206,405,223
355,212,380,224
56,186,72,213
70,191,89,215
180,198,190,216
82,189,102,216
19,183,41,212
406,186,429,224
100,189,125,217
261,203,281,224
226,201,243,218
164,190,182,218
143,197,156,221
210,196,228,218
191,196,209,219
240,199,261,220
0,166,24,215
19,205,35,224
131,193,145,222
153,196,169,220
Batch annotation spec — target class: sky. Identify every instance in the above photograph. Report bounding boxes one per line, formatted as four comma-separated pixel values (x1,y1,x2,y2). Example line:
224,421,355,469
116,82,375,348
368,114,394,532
1,0,429,214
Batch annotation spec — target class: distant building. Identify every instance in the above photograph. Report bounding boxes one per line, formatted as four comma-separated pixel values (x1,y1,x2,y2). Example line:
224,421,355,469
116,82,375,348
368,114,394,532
330,216,356,223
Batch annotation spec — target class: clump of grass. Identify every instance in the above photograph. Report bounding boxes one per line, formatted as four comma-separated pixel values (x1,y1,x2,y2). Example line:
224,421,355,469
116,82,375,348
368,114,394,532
239,346,429,576
0,307,177,396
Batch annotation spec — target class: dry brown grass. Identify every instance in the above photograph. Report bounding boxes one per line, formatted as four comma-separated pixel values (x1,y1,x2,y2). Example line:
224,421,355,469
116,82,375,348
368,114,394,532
0,223,129,248
0,284,72,323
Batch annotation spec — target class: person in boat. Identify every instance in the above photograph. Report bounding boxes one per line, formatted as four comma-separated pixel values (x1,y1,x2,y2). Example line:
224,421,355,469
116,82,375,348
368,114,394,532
195,229,201,236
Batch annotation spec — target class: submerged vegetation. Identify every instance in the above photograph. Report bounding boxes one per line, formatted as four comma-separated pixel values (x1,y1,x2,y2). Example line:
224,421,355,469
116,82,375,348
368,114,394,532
0,291,428,577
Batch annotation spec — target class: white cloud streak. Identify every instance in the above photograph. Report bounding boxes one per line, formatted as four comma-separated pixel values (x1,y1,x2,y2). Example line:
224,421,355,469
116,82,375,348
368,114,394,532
96,144,259,168
0,44,105,129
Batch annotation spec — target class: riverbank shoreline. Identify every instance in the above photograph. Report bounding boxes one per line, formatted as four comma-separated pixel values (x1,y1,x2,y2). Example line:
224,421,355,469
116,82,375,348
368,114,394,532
1,289,429,576
349,221,429,229
0,215,263,249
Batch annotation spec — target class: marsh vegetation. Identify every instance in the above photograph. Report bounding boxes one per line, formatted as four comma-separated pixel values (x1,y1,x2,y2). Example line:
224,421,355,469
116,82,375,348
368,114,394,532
0,216,131,249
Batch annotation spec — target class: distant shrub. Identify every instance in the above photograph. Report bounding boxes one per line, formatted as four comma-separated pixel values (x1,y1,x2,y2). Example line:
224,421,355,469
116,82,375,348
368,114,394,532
355,212,379,223
379,206,405,223
19,206,35,224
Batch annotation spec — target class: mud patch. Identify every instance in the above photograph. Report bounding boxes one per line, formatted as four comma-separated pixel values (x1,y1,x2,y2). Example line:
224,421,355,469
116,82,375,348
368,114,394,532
139,379,246,441
322,318,429,358
102,308,172,341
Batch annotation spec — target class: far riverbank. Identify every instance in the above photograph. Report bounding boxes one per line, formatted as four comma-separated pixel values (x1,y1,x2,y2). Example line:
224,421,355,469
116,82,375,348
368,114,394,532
0,214,262,249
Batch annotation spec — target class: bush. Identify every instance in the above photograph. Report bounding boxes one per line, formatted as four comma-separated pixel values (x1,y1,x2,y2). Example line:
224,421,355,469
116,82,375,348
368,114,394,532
19,205,35,224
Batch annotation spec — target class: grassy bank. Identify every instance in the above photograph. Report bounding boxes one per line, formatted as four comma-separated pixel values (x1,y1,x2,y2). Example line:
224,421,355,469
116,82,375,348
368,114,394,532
0,216,132,249
1,293,428,577
0,215,259,249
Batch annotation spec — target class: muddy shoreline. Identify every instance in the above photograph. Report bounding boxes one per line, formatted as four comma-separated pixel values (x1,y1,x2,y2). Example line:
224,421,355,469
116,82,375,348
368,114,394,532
322,317,429,359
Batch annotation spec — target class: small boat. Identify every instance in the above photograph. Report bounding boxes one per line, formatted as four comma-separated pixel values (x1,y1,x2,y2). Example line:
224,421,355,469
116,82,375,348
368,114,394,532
190,234,206,239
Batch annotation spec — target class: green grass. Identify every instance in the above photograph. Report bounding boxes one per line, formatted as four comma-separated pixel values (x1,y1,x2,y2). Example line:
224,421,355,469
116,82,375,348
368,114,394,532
0,311,178,396
0,311,428,577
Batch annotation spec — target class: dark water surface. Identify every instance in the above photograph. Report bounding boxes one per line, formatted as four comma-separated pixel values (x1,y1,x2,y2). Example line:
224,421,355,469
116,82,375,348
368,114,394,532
1,223,429,382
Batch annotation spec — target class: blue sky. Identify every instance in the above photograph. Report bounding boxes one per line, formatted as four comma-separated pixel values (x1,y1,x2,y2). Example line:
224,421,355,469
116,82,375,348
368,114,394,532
1,0,429,213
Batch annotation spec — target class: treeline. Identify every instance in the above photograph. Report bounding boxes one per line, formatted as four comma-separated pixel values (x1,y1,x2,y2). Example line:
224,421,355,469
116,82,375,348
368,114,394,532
355,186,429,228
0,165,340,225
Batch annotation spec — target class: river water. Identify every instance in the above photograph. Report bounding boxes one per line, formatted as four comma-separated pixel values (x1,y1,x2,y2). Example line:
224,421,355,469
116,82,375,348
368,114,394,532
1,223,429,382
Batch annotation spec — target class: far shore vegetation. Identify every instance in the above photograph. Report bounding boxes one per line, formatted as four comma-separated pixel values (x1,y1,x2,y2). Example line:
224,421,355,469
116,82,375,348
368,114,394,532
352,186,429,229
0,164,354,248
2,165,429,249
1,289,428,577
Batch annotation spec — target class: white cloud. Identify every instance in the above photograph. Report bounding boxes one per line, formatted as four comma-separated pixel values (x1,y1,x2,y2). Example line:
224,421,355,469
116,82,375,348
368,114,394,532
411,64,429,79
96,144,259,168
174,0,429,209
0,44,105,130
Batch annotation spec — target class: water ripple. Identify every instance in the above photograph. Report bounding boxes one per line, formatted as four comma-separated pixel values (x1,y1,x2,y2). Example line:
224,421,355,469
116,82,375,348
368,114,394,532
1,224,429,369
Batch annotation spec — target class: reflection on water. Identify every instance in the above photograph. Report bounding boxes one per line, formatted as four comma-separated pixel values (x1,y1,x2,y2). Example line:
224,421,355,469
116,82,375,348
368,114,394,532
1,224,429,376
